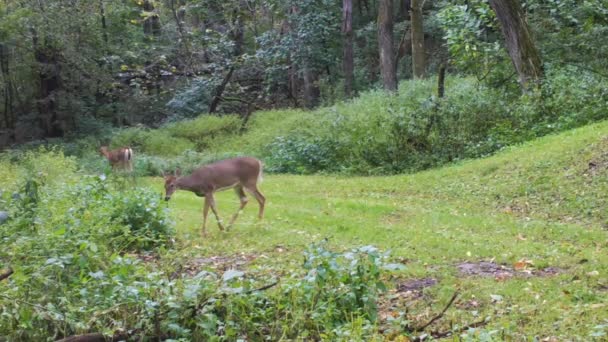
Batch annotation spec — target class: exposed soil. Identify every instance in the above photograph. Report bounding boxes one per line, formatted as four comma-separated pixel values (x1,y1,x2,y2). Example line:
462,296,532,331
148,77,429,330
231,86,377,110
396,277,438,295
457,261,562,279
182,253,257,276
583,137,608,177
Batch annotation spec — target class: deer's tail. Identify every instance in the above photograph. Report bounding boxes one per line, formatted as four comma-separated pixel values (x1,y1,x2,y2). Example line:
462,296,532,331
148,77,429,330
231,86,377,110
257,159,264,183
124,148,133,162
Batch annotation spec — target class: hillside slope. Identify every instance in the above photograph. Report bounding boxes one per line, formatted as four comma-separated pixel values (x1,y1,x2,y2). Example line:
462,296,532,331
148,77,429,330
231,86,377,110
161,120,608,339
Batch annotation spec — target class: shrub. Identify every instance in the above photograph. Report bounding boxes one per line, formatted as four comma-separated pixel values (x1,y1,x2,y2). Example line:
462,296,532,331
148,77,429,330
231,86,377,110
111,127,194,156
164,114,242,150
108,184,174,250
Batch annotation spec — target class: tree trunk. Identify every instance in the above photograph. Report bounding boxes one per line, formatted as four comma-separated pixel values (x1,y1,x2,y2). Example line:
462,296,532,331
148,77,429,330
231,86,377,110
32,29,64,137
342,0,354,97
399,0,411,21
143,0,161,36
378,0,397,91
231,3,245,56
410,0,425,78
0,43,14,130
303,66,320,108
209,67,235,113
99,0,108,45
437,63,446,98
488,0,543,90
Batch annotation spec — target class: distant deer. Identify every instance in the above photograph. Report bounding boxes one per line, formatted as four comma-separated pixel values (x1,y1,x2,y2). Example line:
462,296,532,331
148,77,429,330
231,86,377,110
99,146,134,172
163,157,265,236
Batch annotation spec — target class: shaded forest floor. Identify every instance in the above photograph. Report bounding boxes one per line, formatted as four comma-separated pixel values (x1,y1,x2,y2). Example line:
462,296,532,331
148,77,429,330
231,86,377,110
146,120,608,339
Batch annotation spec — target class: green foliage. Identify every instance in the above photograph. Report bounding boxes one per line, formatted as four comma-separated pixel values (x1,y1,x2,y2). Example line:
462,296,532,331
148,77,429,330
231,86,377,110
437,0,515,88
111,127,195,156
108,183,174,250
0,156,399,339
214,70,608,175
133,150,242,177
164,114,242,151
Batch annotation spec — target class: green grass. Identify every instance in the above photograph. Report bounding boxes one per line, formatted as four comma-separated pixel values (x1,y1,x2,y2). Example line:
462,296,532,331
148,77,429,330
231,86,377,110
148,120,608,340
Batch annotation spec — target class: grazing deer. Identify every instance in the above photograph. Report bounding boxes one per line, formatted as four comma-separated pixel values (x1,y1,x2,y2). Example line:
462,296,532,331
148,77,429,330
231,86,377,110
163,157,265,236
99,146,134,172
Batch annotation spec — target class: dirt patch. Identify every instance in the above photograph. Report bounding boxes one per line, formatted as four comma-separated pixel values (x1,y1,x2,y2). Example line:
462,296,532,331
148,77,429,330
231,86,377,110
129,252,159,264
583,137,608,177
396,278,437,294
457,261,562,280
185,253,256,274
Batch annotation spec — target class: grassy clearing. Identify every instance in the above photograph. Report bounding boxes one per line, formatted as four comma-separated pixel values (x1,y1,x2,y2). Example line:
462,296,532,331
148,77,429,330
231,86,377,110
151,121,608,339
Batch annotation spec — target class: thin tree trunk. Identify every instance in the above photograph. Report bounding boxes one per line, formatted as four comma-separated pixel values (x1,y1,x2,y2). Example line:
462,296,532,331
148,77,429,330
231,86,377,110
170,0,186,42
437,63,446,98
410,0,425,78
32,27,63,137
399,0,411,21
378,0,397,91
99,0,108,45
342,0,354,97
209,67,235,114
488,0,543,90
143,0,161,36
0,43,13,129
303,66,320,108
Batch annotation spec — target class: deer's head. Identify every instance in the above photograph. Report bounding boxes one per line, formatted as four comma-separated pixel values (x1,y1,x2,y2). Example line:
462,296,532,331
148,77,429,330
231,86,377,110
163,169,181,201
99,146,109,156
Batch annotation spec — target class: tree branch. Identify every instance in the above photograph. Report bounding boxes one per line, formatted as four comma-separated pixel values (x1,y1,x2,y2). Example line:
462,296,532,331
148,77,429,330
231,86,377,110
415,291,459,332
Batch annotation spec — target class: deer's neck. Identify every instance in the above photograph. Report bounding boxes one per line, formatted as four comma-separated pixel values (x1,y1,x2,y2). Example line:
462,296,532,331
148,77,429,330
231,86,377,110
100,148,110,158
176,176,199,192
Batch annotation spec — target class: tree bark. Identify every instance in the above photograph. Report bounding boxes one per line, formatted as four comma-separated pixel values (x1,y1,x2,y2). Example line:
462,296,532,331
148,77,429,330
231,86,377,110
378,0,397,91
488,0,543,90
143,0,161,36
99,0,108,45
209,67,235,113
303,66,320,108
0,43,14,130
399,0,411,21
32,29,64,137
410,0,425,79
342,0,354,97
437,63,446,98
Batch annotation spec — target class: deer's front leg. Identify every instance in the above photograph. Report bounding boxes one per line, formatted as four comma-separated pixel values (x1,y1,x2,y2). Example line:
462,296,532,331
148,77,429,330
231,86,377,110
202,197,210,237
206,193,225,231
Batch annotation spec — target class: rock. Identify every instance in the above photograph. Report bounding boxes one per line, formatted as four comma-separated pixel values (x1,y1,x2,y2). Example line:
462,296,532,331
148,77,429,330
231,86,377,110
0,211,8,224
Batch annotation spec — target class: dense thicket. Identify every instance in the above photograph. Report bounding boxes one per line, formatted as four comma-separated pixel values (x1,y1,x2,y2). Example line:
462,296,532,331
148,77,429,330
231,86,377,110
0,0,602,143
2,0,608,173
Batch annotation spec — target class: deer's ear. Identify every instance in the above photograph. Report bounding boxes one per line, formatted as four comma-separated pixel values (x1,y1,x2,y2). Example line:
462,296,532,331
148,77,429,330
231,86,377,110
175,168,181,176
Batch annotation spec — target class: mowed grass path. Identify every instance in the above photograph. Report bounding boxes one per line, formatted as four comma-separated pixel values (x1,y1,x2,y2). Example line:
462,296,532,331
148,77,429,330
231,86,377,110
147,122,608,340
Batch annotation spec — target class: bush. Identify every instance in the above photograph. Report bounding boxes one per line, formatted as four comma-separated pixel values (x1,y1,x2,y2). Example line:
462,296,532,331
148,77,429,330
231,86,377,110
111,127,194,156
108,184,174,250
164,114,242,150
61,68,608,176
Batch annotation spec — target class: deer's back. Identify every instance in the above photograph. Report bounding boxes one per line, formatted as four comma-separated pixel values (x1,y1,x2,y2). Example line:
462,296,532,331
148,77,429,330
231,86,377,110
192,157,262,190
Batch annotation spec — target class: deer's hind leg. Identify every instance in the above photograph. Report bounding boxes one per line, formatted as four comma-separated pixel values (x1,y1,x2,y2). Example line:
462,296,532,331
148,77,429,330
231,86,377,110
229,186,249,227
244,185,265,220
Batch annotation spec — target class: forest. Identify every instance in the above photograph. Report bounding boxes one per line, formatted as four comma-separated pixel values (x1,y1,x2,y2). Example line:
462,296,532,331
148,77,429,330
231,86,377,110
1,0,608,340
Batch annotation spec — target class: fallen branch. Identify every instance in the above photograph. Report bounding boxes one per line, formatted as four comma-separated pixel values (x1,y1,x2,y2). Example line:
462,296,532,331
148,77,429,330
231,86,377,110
415,291,459,332
0,267,13,281
428,318,490,340
244,280,279,294
55,332,131,342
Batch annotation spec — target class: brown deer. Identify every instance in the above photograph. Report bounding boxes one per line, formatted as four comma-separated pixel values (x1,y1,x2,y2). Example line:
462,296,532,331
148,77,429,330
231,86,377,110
99,146,134,172
163,157,265,236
